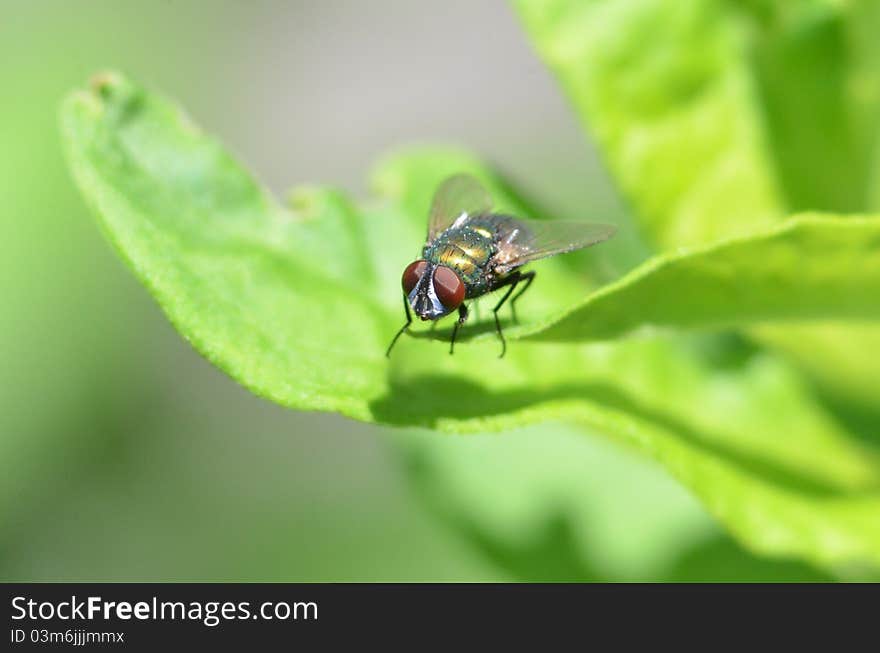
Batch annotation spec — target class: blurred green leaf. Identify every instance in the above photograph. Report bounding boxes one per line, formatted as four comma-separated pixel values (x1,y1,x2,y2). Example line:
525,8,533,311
514,0,880,414
514,0,880,241
513,0,785,248
743,1,880,214
395,426,831,581
62,73,880,573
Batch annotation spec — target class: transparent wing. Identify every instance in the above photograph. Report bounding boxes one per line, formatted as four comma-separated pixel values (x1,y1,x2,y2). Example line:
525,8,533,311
495,219,617,272
428,174,493,242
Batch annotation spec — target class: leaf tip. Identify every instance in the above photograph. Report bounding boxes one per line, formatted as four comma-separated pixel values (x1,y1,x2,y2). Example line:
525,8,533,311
60,70,145,130
89,70,125,96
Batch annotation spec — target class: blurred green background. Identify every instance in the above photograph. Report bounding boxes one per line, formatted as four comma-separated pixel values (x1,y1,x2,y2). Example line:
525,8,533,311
1,1,833,580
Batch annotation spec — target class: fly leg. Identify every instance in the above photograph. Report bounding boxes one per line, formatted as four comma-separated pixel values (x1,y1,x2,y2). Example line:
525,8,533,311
492,271,524,359
449,303,469,355
385,293,413,357
508,270,535,324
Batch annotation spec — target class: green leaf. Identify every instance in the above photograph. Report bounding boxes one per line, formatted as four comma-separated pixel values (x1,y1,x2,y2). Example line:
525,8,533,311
752,323,880,412
425,214,880,344
514,0,880,412
514,0,880,241
62,73,880,573
62,73,392,420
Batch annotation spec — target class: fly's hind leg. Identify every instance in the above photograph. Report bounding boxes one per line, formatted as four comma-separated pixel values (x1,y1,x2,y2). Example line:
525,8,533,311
508,270,535,324
492,271,525,359
449,304,469,355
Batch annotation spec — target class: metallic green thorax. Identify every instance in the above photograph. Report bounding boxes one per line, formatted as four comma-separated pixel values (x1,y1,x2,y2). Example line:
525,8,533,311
422,214,520,298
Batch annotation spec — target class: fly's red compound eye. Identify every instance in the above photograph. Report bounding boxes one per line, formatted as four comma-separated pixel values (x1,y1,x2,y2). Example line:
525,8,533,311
432,266,465,310
402,260,428,294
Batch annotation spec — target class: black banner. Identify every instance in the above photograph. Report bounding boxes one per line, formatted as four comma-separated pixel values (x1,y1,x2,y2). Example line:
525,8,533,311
2,583,876,648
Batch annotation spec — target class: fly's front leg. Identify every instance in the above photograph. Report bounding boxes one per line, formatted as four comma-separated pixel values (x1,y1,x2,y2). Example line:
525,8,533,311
449,303,469,355
508,270,535,324
385,293,413,357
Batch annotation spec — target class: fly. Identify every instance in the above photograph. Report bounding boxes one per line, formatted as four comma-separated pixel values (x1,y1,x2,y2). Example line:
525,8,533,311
385,174,617,358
